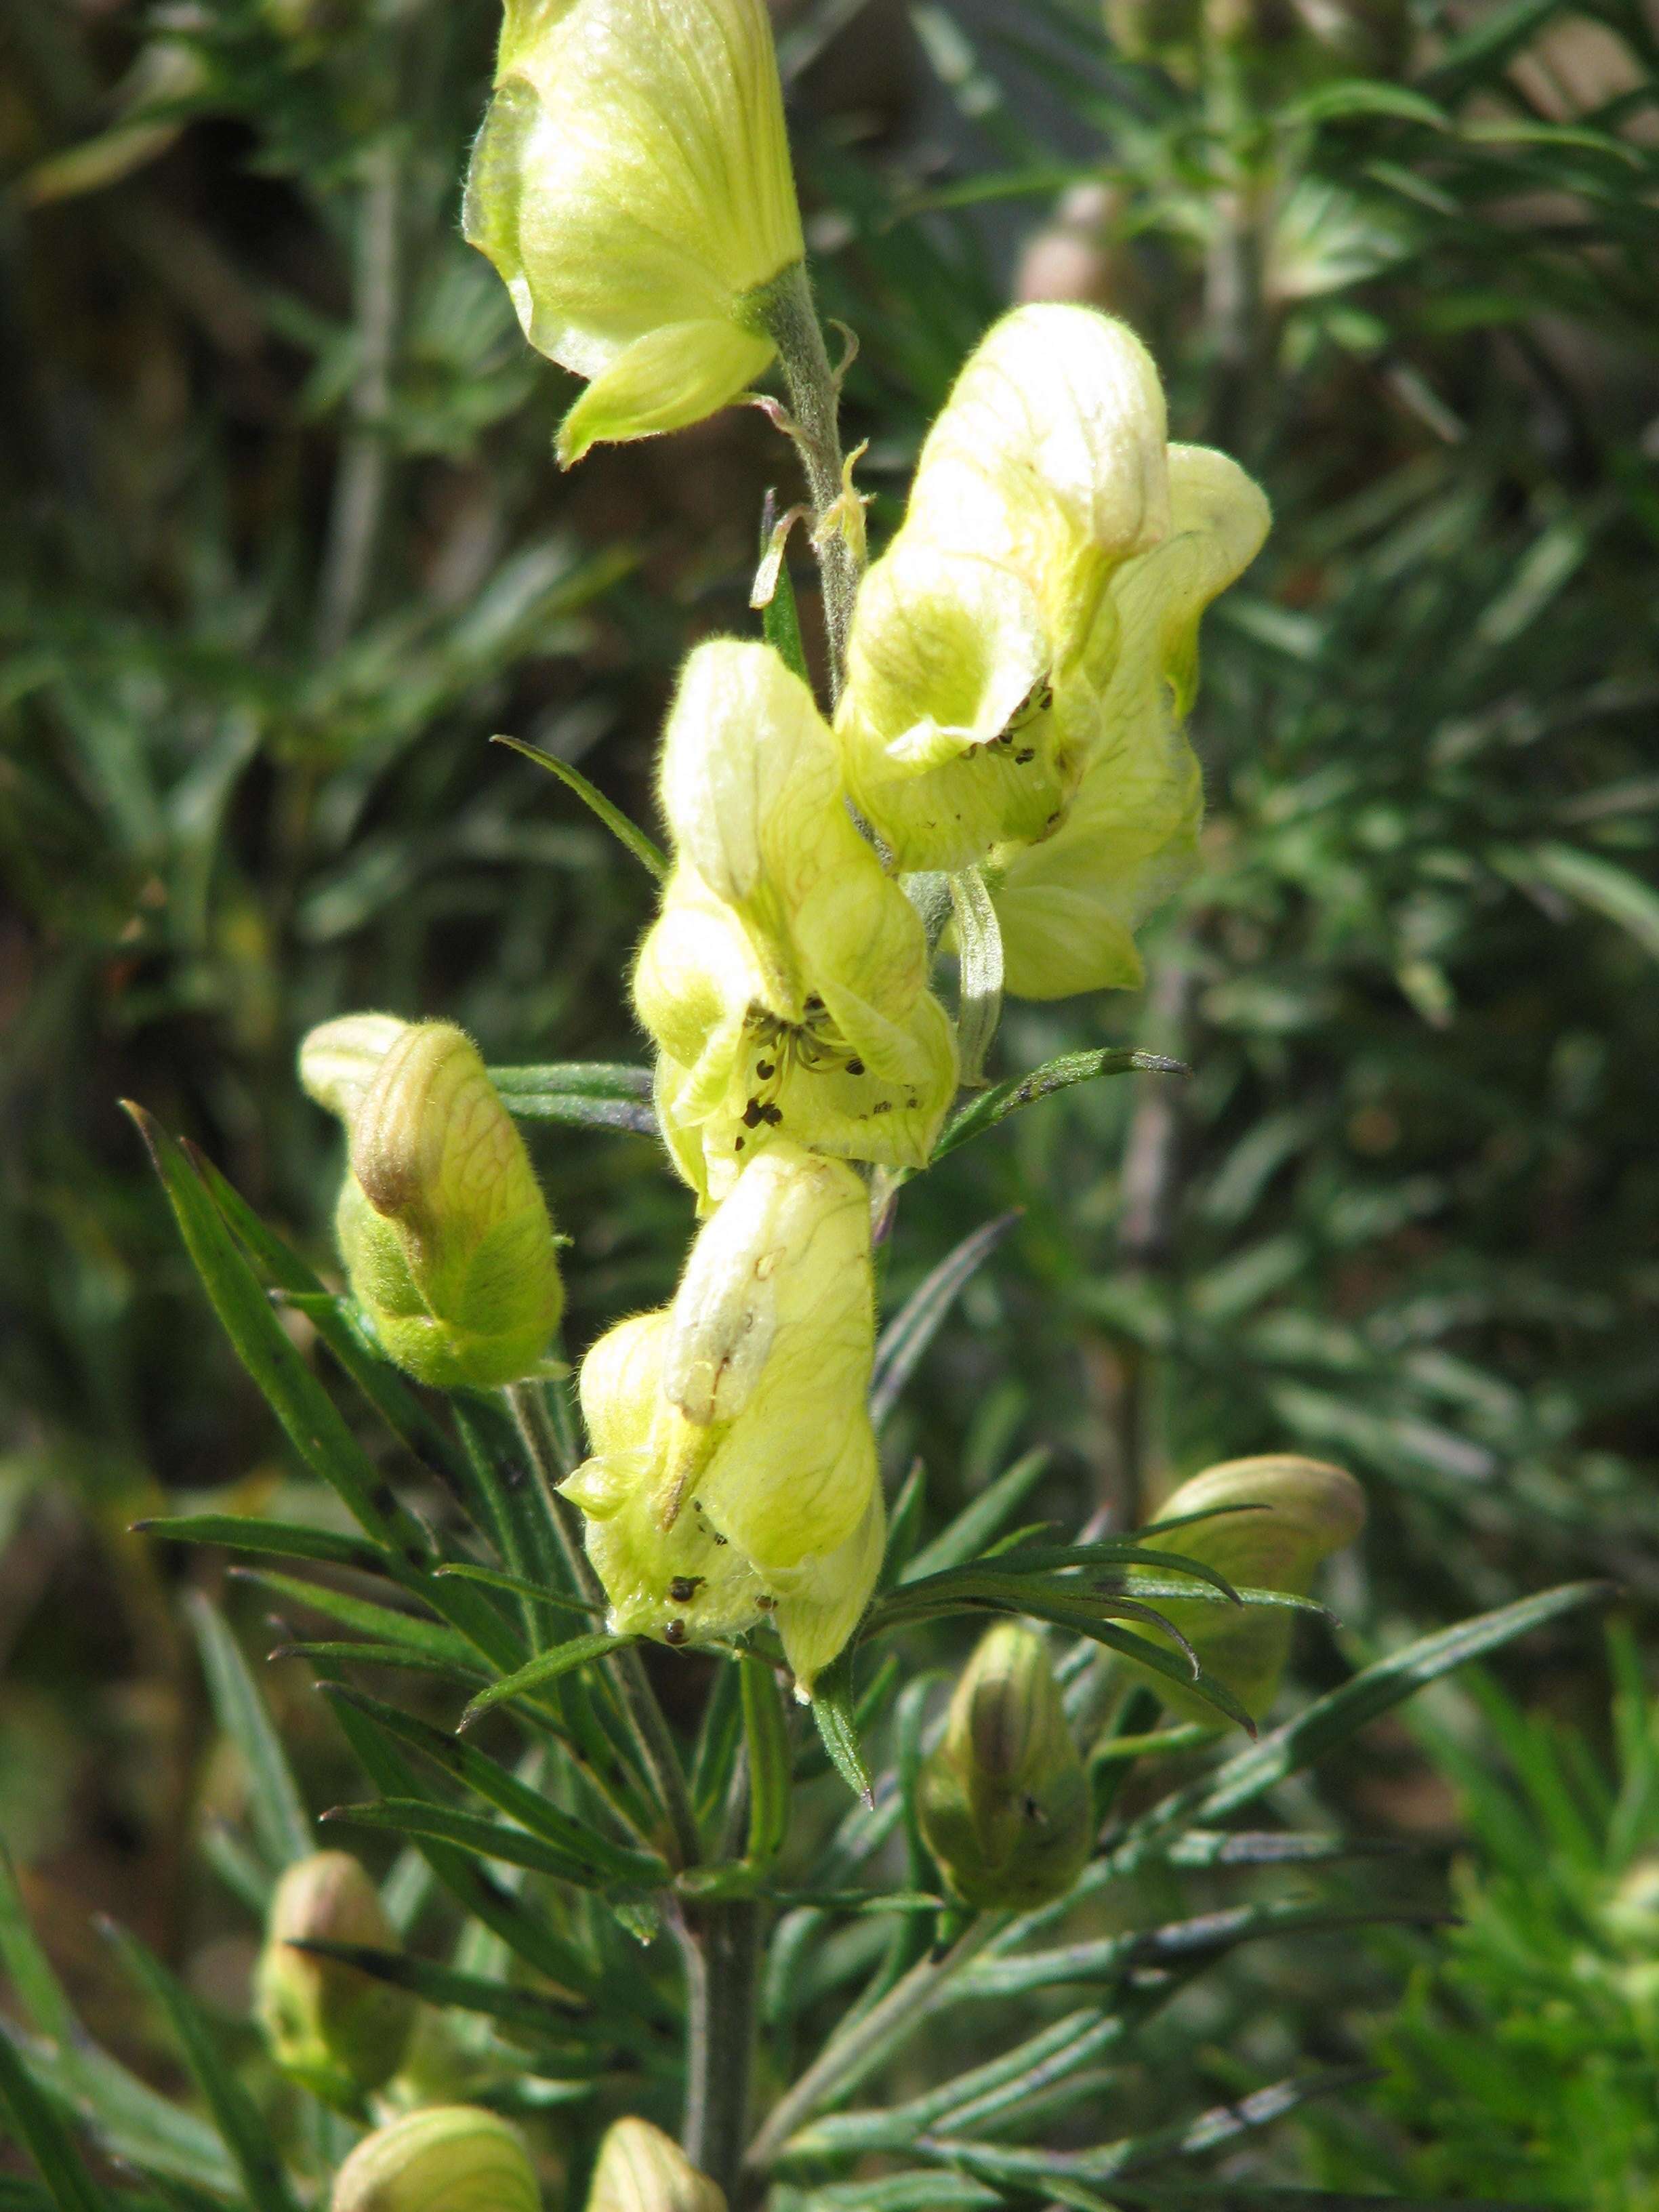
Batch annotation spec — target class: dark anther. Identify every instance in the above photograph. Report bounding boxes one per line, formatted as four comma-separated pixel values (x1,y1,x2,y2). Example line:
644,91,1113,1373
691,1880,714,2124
759,1101,783,1126
1015,747,1035,765
755,1592,777,1612
873,1099,891,1113
756,1059,775,1080
735,1135,745,1151
743,1098,764,1127
668,1576,703,1603
845,1057,865,1076
663,1619,687,1645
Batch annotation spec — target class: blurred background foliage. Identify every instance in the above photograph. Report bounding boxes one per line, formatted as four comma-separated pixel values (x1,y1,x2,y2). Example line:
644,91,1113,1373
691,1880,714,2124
1,0,1656,2194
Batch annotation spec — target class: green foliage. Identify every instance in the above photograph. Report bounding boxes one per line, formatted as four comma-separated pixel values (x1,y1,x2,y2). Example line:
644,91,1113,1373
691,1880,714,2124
1313,1628,1659,2207
2,0,1656,2206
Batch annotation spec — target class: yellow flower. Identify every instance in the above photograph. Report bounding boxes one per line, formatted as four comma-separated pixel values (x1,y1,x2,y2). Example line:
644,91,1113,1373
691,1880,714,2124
1128,1454,1366,1721
299,1015,564,1391
836,303,1172,873
918,1620,1092,1908
634,640,957,1208
989,442,1271,998
562,1143,882,1694
465,0,804,465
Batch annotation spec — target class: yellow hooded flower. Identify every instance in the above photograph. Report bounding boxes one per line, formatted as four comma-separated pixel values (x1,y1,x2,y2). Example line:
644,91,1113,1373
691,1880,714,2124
330,2106,538,2212
562,1144,882,1694
1127,1454,1366,1722
987,443,1271,997
465,0,804,465
299,1015,564,1391
836,304,1172,873
634,640,957,1208
255,1851,415,2108
586,2119,726,2212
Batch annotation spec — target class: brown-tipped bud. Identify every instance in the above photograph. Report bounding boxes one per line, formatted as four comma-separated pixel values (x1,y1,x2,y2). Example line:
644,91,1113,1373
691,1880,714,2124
918,1621,1092,1910
330,2106,538,2212
586,2118,726,2212
1132,1454,1366,1721
255,1852,413,2107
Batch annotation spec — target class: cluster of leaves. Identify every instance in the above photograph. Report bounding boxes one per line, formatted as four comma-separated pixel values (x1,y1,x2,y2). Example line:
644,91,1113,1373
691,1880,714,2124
0,1078,1612,2206
1311,1630,1659,2207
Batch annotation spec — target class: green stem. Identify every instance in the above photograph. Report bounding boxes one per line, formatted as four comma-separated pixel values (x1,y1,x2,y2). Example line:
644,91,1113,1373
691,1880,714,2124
760,260,861,700
504,1380,701,1870
678,1896,762,2200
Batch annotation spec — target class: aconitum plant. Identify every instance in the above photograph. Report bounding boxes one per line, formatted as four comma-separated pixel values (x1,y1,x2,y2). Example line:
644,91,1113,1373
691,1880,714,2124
0,5,1607,2210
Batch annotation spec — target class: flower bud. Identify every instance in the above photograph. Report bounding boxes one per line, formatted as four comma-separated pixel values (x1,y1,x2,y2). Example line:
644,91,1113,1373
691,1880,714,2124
299,1016,563,1391
465,0,805,466
331,2106,539,2212
634,640,956,1207
836,304,1170,873
586,2118,725,2212
988,443,1270,998
918,1622,1092,1909
562,1143,882,1694
1130,1455,1366,1721
255,1852,414,2106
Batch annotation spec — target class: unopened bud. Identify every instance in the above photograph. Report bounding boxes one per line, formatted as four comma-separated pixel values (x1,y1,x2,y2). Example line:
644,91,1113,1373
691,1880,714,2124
465,0,805,466
331,2106,538,2212
586,2118,725,2212
1131,1455,1366,1721
255,1852,413,2106
300,1017,563,1391
918,1621,1092,1909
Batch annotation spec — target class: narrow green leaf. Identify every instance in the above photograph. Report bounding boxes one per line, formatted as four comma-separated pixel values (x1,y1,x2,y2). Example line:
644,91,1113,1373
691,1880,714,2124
871,1212,1022,1430
1497,840,1659,964
0,1855,234,2192
318,1683,602,1995
459,1633,632,1727
932,1049,1187,1164
434,1563,603,1617
125,1107,407,1547
102,1925,301,2212
691,1656,746,1835
268,1641,489,1679
491,735,666,878
878,1459,928,1592
0,2031,110,2212
323,1685,668,1890
741,1652,792,1864
185,1595,312,1871
1288,78,1448,127
901,1448,1050,1582
231,1568,478,1666
760,528,811,687
136,1516,388,1575
282,1941,585,2039
323,1799,663,1893
808,1650,874,1806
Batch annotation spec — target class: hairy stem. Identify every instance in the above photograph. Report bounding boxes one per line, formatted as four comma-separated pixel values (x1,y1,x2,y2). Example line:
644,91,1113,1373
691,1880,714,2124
504,1380,701,1870
678,1896,762,2200
760,260,861,700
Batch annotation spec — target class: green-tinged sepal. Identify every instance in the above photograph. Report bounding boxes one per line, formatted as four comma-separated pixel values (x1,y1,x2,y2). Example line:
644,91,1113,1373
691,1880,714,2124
562,1143,882,1696
586,2117,726,2212
465,0,804,461
299,1015,564,1390
1128,1454,1367,1722
330,2106,539,2212
255,1852,414,2107
837,304,1171,873
634,640,957,1207
988,443,1270,998
918,1621,1092,1909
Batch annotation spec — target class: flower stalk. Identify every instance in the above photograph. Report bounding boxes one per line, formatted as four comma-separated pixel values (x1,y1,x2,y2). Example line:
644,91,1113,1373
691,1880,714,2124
758,261,861,696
